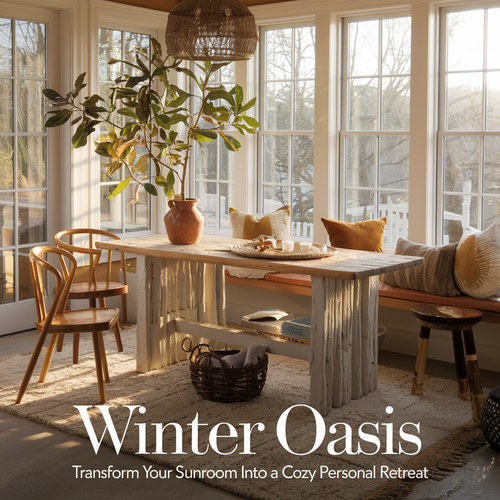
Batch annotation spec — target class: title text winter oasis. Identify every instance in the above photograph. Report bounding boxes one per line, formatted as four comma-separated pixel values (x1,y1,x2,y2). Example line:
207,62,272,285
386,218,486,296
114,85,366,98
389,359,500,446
75,404,422,457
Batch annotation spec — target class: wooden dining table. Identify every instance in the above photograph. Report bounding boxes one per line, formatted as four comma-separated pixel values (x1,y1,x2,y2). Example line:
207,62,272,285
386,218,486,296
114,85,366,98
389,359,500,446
96,235,423,416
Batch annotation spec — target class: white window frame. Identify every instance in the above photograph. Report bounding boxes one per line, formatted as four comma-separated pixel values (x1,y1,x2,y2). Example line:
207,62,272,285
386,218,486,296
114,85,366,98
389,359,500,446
436,2,500,244
258,21,316,241
339,11,412,248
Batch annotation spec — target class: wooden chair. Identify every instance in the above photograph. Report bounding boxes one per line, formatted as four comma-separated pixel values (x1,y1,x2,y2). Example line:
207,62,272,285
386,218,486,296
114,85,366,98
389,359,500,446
54,229,128,363
16,246,119,404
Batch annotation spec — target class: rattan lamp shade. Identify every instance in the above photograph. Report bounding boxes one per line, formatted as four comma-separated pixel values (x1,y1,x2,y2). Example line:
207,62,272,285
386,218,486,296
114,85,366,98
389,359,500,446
165,0,258,61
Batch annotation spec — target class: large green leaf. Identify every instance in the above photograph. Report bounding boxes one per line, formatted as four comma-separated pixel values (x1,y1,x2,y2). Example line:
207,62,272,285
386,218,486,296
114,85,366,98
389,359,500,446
155,114,170,128
144,182,158,196
118,108,139,120
107,177,132,199
240,115,260,128
239,97,257,114
220,133,241,151
42,88,69,105
234,84,244,111
45,110,72,127
72,123,88,148
94,142,112,158
164,170,176,199
206,90,235,108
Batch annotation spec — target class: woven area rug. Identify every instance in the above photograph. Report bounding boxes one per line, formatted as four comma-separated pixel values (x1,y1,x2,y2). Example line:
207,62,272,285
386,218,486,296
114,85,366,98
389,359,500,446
0,325,485,500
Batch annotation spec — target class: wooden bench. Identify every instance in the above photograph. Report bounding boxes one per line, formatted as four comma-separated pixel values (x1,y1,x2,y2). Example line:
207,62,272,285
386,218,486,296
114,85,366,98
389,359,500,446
225,272,500,324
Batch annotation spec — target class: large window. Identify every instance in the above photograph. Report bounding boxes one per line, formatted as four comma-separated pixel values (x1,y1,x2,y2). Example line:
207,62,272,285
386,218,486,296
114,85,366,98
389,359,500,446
438,6,500,243
192,62,236,232
340,15,411,247
259,25,315,240
98,28,151,234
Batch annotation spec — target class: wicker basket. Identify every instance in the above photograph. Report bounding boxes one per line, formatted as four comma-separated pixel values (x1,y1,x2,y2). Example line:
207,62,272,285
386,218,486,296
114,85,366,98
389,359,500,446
481,386,500,452
184,340,268,403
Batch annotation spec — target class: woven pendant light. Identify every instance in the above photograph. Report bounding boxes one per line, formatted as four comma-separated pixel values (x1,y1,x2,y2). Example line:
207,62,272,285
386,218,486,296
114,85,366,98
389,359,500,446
165,0,258,61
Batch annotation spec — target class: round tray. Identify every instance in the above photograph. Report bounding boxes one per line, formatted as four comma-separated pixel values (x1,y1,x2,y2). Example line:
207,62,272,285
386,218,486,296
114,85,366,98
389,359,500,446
230,242,338,260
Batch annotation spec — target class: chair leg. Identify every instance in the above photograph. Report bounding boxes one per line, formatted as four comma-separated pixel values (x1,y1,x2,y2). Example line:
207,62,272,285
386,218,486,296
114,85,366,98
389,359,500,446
451,330,469,401
38,334,59,382
462,329,484,426
91,332,106,403
16,329,50,404
56,333,64,352
97,332,110,383
73,333,80,364
99,297,123,352
412,326,431,395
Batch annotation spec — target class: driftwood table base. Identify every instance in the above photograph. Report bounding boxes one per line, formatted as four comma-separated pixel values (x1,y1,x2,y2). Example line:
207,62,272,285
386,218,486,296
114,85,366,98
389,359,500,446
96,236,423,416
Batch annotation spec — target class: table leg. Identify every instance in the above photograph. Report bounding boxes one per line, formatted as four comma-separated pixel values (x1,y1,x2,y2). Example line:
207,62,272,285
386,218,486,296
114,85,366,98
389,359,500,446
136,255,226,372
310,275,378,416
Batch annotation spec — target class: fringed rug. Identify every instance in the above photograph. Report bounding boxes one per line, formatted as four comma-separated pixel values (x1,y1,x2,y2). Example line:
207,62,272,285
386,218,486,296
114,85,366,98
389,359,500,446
0,325,485,500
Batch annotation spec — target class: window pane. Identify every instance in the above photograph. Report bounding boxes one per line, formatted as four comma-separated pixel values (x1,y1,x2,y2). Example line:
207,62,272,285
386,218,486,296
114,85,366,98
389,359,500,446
295,26,315,79
444,136,479,193
18,245,35,301
345,189,374,222
263,185,289,213
195,140,217,180
124,32,149,76
379,191,409,246
486,71,500,130
292,186,313,235
294,79,314,130
484,197,500,228
263,135,288,183
16,21,45,78
292,136,314,185
447,73,483,131
443,194,477,243
18,191,46,245
381,76,410,131
99,29,122,83
0,193,14,246
125,184,149,233
382,17,411,75
349,78,378,131
0,137,13,189
219,182,233,231
380,136,409,189
17,136,46,188
484,136,500,194
447,10,484,72
348,20,379,77
0,79,12,132
345,135,375,188
266,29,292,81
0,18,12,77
266,81,291,130
100,185,121,234
0,249,14,304
221,62,235,83
196,181,216,229
17,79,44,133
487,9,500,70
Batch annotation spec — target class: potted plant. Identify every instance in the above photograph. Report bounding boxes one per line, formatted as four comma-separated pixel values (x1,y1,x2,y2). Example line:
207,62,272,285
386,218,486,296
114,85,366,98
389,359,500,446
43,38,259,244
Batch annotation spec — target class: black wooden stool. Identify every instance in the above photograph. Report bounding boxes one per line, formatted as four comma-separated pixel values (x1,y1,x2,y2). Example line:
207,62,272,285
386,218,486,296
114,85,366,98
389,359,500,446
411,304,484,426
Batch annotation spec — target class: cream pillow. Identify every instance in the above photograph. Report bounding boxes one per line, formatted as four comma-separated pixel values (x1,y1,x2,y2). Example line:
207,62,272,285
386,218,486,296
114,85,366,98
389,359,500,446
229,206,291,241
454,223,500,299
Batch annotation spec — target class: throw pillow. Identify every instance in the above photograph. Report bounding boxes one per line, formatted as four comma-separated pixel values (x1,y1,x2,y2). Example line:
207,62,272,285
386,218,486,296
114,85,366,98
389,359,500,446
454,223,500,299
321,217,387,252
382,239,461,297
229,205,291,241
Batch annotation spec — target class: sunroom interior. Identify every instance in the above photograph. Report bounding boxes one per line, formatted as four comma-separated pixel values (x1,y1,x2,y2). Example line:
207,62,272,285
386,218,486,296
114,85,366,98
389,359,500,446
1,0,500,495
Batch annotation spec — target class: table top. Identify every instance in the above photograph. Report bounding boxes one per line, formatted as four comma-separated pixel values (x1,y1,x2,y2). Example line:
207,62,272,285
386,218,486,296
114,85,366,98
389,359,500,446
96,235,423,281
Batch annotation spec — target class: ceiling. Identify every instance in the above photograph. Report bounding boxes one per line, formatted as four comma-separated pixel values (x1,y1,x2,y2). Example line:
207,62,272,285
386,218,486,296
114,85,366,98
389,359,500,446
107,0,292,12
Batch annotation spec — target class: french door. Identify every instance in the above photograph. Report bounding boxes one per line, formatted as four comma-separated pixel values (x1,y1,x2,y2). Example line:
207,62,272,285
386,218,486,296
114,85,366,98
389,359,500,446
0,3,59,335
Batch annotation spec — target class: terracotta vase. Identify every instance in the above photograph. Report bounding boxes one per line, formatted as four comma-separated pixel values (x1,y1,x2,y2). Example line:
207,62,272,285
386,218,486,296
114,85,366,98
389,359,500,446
164,198,204,245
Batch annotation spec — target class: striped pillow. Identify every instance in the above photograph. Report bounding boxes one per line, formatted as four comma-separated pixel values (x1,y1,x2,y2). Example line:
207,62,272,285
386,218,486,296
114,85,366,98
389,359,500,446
229,206,291,241
454,223,500,299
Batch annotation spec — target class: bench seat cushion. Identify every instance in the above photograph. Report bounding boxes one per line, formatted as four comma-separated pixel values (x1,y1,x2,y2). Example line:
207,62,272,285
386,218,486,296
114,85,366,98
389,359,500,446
225,271,500,314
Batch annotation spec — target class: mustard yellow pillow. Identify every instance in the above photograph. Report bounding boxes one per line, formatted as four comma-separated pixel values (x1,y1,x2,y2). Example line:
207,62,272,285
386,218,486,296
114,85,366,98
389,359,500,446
321,217,387,252
229,206,291,241
454,223,500,299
